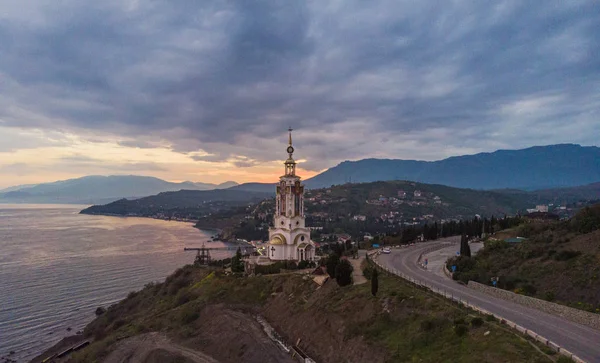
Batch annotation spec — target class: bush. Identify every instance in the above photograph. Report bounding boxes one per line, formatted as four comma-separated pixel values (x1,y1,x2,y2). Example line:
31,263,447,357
95,307,106,316
363,264,374,280
570,204,600,233
485,314,496,322
521,284,537,296
326,254,340,278
453,317,466,325
335,259,353,287
471,317,484,328
179,306,199,324
454,324,469,337
297,260,315,269
420,318,447,332
544,291,556,302
255,264,281,275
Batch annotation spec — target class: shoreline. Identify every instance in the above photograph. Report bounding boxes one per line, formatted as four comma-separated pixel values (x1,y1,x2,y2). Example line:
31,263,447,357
2,206,231,362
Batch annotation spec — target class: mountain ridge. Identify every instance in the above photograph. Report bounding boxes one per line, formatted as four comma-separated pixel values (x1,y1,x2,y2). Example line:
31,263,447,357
304,144,600,190
0,175,239,204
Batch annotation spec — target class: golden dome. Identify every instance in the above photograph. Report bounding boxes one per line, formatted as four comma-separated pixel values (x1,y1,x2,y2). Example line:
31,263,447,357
270,235,286,245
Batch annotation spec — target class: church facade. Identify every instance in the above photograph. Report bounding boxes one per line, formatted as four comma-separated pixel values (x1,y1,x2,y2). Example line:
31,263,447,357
267,129,315,262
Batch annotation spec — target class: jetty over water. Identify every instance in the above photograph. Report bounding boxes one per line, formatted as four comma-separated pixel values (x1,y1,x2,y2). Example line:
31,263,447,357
184,244,256,265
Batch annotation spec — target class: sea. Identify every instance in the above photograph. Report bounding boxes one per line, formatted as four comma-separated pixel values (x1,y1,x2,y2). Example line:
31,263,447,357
0,204,233,362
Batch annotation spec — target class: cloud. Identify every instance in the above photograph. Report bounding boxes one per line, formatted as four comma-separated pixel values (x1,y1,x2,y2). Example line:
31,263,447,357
0,0,599,178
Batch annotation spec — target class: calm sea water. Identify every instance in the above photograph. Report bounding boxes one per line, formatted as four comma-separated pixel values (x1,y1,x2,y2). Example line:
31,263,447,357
0,204,230,362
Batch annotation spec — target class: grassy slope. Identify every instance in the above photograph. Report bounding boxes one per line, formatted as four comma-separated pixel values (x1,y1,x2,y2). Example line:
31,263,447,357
451,204,600,312
66,264,553,363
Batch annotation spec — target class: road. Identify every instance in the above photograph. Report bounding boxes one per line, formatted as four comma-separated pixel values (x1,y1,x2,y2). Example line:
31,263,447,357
423,242,483,278
378,241,600,363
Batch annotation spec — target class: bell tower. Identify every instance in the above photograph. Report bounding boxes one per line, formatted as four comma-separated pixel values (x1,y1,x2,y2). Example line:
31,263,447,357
268,128,314,261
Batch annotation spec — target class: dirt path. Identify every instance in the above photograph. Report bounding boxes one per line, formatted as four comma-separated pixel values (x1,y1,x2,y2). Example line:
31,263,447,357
350,252,367,285
103,332,219,363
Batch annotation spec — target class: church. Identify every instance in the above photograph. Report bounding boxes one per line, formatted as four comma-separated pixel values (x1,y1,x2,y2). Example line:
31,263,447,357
266,129,316,262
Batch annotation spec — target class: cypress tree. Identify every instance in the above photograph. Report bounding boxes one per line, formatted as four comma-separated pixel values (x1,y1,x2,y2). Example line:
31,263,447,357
371,268,379,296
231,247,244,272
326,253,340,278
460,232,471,257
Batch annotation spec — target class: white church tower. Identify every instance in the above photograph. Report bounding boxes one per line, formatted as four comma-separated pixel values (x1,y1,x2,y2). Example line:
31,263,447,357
267,128,315,261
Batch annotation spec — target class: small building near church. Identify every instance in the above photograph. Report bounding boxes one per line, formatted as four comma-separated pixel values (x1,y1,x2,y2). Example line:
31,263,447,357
265,128,316,262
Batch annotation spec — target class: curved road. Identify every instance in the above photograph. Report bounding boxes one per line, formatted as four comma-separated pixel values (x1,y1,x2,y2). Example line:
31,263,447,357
378,242,600,363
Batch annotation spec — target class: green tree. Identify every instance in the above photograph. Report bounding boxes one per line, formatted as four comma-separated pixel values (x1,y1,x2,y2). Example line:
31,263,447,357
371,268,379,296
335,259,353,286
231,247,244,273
326,253,340,278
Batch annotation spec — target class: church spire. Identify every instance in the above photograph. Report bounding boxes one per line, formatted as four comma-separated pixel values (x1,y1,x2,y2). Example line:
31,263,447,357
284,127,296,176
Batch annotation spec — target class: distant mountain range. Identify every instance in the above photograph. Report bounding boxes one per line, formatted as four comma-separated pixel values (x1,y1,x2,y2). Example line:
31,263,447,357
0,175,238,204
304,144,600,190
2,144,599,204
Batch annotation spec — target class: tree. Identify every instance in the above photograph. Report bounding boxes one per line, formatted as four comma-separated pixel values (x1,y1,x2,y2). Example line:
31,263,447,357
326,253,340,278
371,268,379,296
231,247,244,273
335,259,353,286
460,232,471,257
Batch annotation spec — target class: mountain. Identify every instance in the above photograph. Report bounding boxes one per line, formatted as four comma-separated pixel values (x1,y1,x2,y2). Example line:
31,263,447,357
80,189,271,217
0,183,39,193
305,144,600,190
0,175,239,204
227,182,275,193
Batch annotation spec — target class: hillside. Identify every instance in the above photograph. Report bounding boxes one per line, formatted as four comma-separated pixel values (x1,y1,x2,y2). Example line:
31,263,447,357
450,203,600,313
305,144,600,190
195,180,599,244
32,265,551,363
80,189,271,219
0,175,238,204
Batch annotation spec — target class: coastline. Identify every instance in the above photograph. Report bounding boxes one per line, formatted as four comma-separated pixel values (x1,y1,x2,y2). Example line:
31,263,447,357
80,210,228,242
1,205,231,362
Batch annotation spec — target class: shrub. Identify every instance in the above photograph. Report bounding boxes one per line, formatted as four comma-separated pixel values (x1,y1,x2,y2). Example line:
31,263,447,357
297,260,310,269
485,314,496,322
175,290,191,306
255,264,281,275
363,264,373,280
454,324,469,337
420,318,447,332
471,317,484,328
521,284,537,296
112,319,126,330
544,291,556,302
326,254,340,278
453,317,466,326
570,204,600,233
179,306,199,324
335,259,353,287
95,307,106,316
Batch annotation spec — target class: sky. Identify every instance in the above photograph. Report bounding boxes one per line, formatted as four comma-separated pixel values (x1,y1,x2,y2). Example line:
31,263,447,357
1,1,599,189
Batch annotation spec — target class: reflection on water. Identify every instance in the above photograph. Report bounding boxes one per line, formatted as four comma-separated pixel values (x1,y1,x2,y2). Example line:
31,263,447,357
0,204,229,361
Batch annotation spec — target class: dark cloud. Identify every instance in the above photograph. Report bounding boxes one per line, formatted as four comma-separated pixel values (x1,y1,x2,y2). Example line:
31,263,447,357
1,0,599,171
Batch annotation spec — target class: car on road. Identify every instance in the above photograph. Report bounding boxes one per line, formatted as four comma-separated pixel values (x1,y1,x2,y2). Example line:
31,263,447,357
382,247,391,254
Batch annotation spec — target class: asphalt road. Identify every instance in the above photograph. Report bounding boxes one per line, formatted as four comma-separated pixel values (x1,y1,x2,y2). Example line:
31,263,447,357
378,241,600,363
